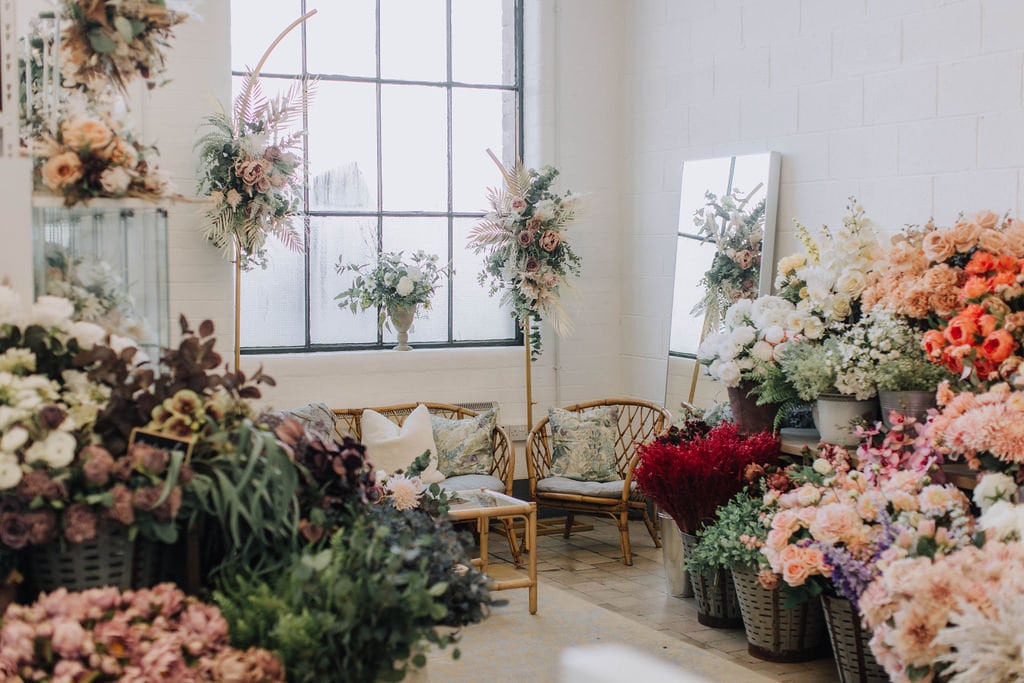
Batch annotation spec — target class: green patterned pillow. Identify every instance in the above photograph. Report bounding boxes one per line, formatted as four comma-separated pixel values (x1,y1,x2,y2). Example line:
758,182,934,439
549,406,620,482
431,408,498,476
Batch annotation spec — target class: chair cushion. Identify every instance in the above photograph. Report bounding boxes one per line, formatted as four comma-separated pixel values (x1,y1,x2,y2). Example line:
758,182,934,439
548,406,620,482
270,402,338,444
361,404,444,484
438,474,505,493
536,476,632,499
431,408,497,476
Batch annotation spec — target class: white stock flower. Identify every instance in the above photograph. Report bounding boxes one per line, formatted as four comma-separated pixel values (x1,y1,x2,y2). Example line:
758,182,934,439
0,455,22,490
42,431,76,468
751,340,775,363
68,321,107,350
0,426,29,453
974,473,1019,513
395,276,414,297
29,296,75,328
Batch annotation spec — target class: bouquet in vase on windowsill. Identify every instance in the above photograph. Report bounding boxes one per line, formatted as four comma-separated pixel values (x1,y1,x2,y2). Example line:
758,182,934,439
334,250,447,332
468,153,581,359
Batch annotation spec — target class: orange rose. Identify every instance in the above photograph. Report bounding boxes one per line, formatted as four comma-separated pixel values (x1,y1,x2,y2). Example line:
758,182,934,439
981,329,1017,363
978,314,998,337
61,117,113,152
961,276,991,300
997,255,1019,272
962,303,986,320
944,315,979,346
972,356,998,380
922,230,955,262
965,251,997,275
993,270,1017,288
781,559,811,587
943,345,970,375
922,329,947,359
40,151,83,190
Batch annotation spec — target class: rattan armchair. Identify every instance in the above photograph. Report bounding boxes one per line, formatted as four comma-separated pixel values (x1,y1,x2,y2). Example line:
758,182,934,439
526,397,671,566
333,402,520,563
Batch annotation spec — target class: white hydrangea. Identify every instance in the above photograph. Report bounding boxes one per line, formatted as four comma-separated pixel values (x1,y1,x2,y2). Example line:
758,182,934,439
974,473,1019,513
978,500,1024,542
28,295,75,328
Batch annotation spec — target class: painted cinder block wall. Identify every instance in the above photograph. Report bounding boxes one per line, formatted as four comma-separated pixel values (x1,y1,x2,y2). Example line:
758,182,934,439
622,0,1024,413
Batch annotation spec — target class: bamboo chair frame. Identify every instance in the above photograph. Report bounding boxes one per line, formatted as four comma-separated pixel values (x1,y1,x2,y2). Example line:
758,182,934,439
526,397,671,566
333,402,520,562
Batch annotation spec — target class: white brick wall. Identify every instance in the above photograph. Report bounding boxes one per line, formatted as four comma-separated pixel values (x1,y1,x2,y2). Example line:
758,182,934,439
624,0,1024,408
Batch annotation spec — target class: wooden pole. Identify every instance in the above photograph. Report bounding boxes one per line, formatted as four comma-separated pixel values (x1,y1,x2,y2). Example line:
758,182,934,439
524,319,533,432
234,244,242,372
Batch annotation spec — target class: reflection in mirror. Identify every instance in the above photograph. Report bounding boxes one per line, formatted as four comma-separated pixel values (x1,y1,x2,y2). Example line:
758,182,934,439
665,152,781,418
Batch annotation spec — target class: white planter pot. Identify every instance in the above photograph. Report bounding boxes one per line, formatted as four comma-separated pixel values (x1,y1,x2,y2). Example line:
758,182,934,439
878,390,936,428
812,395,878,446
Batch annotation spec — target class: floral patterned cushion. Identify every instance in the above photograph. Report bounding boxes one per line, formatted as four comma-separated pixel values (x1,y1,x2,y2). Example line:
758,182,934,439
431,409,497,477
548,406,620,482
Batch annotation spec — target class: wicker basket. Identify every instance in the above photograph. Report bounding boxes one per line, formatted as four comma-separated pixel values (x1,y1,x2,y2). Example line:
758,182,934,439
821,593,889,682
680,531,742,628
731,567,829,662
29,524,134,593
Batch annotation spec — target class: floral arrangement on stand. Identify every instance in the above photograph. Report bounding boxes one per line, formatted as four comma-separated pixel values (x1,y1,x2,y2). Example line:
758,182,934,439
468,154,581,358
60,0,191,93
634,419,779,533
0,583,284,681
195,80,307,270
691,185,766,330
33,105,167,206
335,249,447,331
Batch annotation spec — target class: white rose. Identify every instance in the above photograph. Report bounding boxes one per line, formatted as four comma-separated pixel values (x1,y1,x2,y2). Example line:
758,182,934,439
771,341,790,362
836,270,866,297
1,426,29,453
830,298,852,321
763,326,786,345
405,266,423,283
724,299,753,328
395,276,414,297
43,431,76,468
751,341,775,363
974,472,1018,513
29,296,75,328
716,361,741,387
23,440,46,465
812,458,834,475
979,501,1023,541
731,325,757,347
803,317,825,340
68,321,107,350
784,312,806,335
0,456,22,490
99,166,132,194
0,286,23,326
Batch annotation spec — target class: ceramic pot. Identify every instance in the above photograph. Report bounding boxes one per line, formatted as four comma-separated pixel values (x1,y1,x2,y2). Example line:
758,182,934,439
387,304,416,351
878,390,935,428
727,380,779,435
812,395,878,446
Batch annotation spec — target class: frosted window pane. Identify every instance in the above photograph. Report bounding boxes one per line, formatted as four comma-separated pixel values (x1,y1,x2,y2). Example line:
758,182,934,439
452,0,514,85
452,89,507,212
240,229,306,348
308,82,377,211
381,218,450,344
230,0,302,75
380,0,446,81
669,238,716,355
453,219,517,341
310,217,380,345
381,86,447,211
306,1,376,77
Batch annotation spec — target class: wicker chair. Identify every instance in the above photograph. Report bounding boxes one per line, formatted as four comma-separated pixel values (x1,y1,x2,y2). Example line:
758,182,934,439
526,397,671,566
333,402,520,562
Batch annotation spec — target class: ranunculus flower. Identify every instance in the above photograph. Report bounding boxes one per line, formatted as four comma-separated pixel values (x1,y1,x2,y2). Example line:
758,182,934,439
961,276,992,300
99,166,132,195
41,151,84,191
944,316,979,346
1,426,29,453
965,250,998,275
43,431,77,469
981,329,1017,363
922,329,946,359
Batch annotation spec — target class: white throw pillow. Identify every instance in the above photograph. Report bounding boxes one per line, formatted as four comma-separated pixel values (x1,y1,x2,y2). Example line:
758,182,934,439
361,404,444,484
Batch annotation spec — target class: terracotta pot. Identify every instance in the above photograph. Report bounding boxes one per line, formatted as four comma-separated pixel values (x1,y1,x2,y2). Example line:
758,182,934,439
727,381,778,435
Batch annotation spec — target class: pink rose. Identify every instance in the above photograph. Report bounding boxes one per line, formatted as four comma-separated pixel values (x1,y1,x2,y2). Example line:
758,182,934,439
50,619,87,658
517,230,534,247
511,196,527,211
539,230,561,252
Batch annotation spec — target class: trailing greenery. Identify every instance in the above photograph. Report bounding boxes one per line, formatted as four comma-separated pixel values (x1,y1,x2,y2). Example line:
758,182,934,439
214,503,494,683
685,491,768,575
745,358,802,430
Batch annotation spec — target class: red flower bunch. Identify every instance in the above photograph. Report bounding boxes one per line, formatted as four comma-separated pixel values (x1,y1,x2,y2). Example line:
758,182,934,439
634,421,779,533
923,248,1024,383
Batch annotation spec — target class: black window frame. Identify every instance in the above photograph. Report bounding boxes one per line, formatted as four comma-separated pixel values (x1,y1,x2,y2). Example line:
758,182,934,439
235,0,525,354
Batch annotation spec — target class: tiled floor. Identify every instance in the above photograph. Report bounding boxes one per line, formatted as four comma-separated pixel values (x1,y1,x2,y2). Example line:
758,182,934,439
487,517,838,683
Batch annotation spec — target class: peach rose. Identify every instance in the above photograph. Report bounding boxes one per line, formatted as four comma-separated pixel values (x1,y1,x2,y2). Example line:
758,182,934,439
809,503,860,545
982,329,1017,363
539,230,561,252
949,220,983,253
781,557,812,587
922,231,955,262
922,329,947,359
974,210,1000,230
101,137,139,167
978,229,1011,256
40,151,83,190
61,117,113,152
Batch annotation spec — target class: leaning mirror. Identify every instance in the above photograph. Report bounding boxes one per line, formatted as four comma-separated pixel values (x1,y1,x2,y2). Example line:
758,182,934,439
665,152,781,416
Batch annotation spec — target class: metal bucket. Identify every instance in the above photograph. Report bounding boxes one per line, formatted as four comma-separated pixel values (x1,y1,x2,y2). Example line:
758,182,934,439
658,512,692,598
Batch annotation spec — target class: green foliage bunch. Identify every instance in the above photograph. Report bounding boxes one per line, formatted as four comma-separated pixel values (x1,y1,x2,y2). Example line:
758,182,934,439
685,491,768,575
